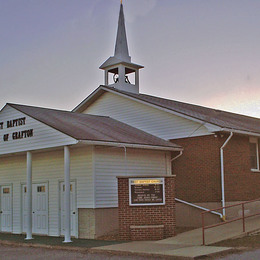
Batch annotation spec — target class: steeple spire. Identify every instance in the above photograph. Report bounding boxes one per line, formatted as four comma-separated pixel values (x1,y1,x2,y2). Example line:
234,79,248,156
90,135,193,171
114,3,131,62
99,2,144,94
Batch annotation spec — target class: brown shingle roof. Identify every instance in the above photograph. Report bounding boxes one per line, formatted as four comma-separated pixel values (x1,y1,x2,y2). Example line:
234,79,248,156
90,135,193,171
8,103,181,150
98,86,260,135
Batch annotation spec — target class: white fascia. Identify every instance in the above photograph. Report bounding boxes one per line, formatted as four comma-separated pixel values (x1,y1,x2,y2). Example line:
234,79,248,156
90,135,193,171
220,128,260,138
103,87,210,125
72,86,222,133
72,87,103,112
78,140,182,152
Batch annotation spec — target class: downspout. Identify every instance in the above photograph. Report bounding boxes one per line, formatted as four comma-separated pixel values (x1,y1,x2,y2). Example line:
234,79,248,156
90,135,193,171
171,151,183,176
168,150,182,178
220,132,233,220
123,146,127,175
171,151,183,162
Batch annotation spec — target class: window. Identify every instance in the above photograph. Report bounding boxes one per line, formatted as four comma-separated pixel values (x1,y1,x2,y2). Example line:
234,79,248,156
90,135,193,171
3,188,10,194
37,186,45,192
62,184,72,192
250,138,259,171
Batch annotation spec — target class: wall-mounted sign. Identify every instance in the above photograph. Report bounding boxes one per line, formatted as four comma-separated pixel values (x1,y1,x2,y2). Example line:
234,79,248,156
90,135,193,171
129,178,165,206
0,117,34,142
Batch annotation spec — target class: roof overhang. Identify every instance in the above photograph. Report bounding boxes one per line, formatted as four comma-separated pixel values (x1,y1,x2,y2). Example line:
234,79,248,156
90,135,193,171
100,56,144,70
72,86,218,130
72,86,106,113
78,140,182,152
73,86,260,137
218,128,260,138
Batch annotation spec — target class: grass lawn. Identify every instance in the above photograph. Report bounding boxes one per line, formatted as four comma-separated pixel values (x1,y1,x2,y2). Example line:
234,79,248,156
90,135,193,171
213,232,260,248
0,233,126,248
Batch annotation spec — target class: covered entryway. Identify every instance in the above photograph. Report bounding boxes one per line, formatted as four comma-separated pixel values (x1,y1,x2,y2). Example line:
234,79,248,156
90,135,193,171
22,183,48,235
60,181,77,237
0,185,12,232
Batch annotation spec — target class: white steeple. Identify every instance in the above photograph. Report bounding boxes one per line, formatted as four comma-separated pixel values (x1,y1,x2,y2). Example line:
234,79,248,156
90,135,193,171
99,3,143,93
114,3,131,62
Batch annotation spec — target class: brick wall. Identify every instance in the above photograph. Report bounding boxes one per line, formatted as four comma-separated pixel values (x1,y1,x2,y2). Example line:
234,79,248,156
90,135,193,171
172,134,260,203
224,135,260,201
117,176,176,241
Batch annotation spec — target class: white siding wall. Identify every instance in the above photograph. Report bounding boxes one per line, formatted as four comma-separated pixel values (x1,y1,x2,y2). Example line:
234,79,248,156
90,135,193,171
84,92,210,140
94,147,171,208
0,146,94,236
0,106,76,155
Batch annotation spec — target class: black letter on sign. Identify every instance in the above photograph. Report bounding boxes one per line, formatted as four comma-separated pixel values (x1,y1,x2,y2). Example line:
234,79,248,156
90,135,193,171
3,134,9,141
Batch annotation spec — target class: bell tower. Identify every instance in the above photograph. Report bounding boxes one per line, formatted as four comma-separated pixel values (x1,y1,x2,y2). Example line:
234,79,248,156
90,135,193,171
99,2,143,93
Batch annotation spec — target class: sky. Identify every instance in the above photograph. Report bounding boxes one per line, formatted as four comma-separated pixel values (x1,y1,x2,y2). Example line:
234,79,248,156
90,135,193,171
1,0,260,118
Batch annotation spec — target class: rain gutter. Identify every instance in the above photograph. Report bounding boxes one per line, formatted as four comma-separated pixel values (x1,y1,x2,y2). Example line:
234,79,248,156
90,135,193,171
78,140,182,152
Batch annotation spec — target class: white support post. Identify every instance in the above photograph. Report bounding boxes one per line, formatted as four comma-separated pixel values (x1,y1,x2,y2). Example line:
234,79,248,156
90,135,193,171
105,70,108,85
25,151,33,240
135,69,139,88
63,146,72,243
118,65,125,84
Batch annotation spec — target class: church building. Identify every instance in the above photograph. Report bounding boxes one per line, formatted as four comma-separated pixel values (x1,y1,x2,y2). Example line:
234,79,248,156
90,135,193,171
0,2,260,240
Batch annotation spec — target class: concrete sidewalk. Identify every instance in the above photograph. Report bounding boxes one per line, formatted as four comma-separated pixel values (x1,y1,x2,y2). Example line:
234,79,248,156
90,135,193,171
92,216,260,259
92,241,231,259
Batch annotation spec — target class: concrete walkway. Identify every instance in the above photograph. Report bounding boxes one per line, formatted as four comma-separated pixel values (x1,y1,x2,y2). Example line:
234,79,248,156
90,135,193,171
93,216,260,259
93,241,231,259
1,216,260,259
158,215,260,246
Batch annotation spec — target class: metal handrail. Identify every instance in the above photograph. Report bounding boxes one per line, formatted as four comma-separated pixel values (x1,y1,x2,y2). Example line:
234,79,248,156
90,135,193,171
201,198,260,245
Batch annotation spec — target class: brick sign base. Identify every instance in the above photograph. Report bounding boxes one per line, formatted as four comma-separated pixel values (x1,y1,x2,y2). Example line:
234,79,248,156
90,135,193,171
117,175,176,241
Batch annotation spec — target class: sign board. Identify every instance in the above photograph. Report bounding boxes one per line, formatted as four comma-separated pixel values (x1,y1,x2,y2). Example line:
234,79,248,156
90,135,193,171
129,178,165,206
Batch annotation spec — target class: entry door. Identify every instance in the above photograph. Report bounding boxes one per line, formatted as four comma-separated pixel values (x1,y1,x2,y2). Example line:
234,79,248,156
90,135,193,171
32,184,48,234
0,185,12,232
60,182,77,237
22,183,48,235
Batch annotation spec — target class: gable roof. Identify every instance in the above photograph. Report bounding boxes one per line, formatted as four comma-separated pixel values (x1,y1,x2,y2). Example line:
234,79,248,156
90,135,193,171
7,103,181,151
73,85,260,136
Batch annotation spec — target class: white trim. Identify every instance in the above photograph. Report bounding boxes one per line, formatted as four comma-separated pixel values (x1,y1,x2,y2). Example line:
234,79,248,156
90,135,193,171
221,128,260,138
102,87,213,126
72,86,213,126
72,87,103,112
78,140,181,152
249,138,260,171
251,169,260,173
73,87,260,138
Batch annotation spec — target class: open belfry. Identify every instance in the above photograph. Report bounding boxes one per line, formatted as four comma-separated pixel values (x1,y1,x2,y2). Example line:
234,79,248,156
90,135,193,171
0,1,260,242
